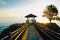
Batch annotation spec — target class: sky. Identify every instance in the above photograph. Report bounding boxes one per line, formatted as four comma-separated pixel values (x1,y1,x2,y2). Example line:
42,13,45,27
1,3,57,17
0,0,60,23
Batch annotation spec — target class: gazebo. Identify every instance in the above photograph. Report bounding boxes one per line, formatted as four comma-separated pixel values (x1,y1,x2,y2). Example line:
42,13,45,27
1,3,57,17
25,14,37,23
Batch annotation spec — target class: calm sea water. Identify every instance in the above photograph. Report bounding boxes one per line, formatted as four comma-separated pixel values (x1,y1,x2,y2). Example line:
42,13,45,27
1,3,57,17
0,17,60,33
0,17,26,33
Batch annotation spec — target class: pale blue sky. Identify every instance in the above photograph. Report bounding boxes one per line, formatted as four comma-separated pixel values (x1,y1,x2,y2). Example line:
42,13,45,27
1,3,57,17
0,0,60,23
0,0,27,9
0,0,37,9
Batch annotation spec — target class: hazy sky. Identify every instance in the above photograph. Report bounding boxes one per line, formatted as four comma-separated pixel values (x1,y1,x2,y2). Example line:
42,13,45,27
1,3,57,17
0,0,60,22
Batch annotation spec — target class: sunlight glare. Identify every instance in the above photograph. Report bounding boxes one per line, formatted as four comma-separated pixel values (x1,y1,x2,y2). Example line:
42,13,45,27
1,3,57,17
37,17,50,23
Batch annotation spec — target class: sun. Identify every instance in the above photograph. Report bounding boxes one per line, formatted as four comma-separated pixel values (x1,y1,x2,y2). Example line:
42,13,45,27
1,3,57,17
36,17,49,23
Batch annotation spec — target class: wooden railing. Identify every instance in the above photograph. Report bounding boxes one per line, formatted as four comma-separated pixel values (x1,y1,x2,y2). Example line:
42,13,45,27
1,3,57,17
1,24,28,40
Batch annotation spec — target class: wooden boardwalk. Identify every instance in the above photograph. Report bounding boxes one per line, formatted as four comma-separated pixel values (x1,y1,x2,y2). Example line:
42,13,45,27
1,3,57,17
0,23,60,40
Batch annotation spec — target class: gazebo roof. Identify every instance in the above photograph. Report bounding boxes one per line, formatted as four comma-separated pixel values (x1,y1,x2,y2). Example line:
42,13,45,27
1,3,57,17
25,14,37,18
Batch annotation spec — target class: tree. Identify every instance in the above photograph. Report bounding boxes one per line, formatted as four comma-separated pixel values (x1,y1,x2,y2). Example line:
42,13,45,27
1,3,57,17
42,4,58,24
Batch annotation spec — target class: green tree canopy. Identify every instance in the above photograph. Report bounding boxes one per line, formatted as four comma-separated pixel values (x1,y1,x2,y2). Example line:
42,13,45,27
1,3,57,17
43,4,58,23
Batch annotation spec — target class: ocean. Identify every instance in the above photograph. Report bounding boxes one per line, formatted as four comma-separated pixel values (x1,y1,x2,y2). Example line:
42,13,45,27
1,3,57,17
0,17,60,33
0,17,26,33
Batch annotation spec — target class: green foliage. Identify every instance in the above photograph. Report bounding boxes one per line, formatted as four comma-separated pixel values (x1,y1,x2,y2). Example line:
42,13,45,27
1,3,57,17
43,4,58,23
47,4,58,15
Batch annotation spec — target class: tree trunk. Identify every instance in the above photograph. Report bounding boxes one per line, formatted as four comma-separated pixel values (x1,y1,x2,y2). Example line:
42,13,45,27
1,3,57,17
50,17,51,27
50,18,51,24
